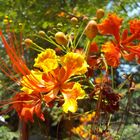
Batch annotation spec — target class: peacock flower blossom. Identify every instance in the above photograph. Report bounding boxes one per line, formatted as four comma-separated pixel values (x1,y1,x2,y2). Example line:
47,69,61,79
18,51,88,113
98,13,123,42
0,30,47,122
42,52,87,113
0,29,88,121
98,15,140,67
34,49,59,72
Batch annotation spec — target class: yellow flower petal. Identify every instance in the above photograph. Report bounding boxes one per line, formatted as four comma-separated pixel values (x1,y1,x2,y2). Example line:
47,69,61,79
62,82,85,113
62,98,77,113
61,52,88,76
20,87,33,94
34,49,59,72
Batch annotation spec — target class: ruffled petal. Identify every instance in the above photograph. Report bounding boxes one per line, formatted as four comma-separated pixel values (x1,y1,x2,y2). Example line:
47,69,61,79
61,52,88,76
102,42,120,67
98,13,123,42
62,98,77,113
62,82,85,113
34,49,59,72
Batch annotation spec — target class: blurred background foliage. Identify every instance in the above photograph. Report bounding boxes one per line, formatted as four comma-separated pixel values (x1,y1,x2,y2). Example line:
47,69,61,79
0,0,140,139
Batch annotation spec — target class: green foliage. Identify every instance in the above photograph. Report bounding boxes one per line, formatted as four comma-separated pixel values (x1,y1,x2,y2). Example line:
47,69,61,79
0,126,19,140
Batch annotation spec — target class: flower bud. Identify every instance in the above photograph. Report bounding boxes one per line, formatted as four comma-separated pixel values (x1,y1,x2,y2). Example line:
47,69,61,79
57,23,63,27
24,38,33,46
9,20,12,23
71,17,78,24
3,19,8,24
96,9,105,19
82,16,88,22
4,15,9,19
38,31,46,36
85,20,98,39
55,32,68,46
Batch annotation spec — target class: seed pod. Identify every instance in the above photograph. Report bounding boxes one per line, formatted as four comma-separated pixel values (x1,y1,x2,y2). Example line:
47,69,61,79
24,38,33,46
96,9,105,19
85,20,98,39
55,32,68,46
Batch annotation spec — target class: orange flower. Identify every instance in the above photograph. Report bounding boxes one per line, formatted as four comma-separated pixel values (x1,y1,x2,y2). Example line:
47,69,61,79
98,15,140,65
19,52,87,113
98,13,123,42
122,53,135,61
0,31,47,122
119,19,140,63
121,20,140,46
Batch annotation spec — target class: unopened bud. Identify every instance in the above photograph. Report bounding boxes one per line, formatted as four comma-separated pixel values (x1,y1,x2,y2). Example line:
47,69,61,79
38,31,46,36
24,38,33,46
3,19,8,24
71,17,78,24
85,20,98,39
96,9,105,19
57,23,63,27
9,20,12,23
4,15,8,19
82,16,88,22
55,32,68,46
19,23,23,26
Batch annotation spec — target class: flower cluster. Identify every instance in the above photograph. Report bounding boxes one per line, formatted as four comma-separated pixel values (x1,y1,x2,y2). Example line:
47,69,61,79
0,9,140,139
98,13,140,67
0,31,88,122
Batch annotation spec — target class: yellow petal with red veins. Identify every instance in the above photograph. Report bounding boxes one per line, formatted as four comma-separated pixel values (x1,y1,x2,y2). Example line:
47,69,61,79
34,49,59,73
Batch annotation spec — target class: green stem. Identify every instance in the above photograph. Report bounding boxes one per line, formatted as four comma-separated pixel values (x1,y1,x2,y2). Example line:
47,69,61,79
111,67,114,89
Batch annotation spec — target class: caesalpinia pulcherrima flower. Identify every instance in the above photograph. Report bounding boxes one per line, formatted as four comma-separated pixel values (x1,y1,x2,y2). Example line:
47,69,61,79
26,52,87,114
0,30,88,122
98,13,140,67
